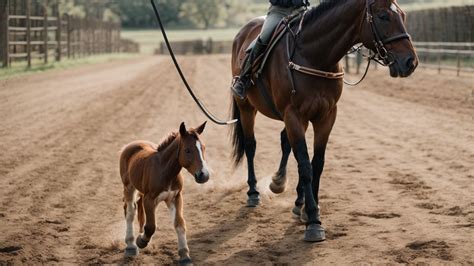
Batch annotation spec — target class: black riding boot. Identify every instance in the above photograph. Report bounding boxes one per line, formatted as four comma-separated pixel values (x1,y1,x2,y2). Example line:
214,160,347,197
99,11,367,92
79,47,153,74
231,38,267,99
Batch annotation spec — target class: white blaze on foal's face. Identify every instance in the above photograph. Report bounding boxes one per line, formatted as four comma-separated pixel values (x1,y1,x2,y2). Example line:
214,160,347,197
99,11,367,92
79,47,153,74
195,140,209,183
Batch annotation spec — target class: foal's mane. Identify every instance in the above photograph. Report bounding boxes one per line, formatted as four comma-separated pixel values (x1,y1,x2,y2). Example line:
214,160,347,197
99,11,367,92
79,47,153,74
304,0,348,23
156,132,178,152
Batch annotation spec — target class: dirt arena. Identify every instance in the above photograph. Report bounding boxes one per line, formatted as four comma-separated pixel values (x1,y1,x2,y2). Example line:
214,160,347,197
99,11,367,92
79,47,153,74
0,55,472,264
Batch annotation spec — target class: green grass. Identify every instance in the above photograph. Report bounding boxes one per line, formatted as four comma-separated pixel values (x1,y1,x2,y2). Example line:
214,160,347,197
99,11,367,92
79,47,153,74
122,28,240,55
0,53,140,80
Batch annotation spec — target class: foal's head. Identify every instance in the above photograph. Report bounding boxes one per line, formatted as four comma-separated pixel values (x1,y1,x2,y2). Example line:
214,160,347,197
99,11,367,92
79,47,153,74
178,122,210,184
360,0,418,77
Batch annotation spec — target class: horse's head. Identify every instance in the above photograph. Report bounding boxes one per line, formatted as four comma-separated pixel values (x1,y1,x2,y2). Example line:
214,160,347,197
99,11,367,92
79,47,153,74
178,121,209,184
360,0,418,77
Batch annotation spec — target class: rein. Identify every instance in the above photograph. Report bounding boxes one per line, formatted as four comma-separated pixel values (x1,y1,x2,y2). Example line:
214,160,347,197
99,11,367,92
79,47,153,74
150,0,237,126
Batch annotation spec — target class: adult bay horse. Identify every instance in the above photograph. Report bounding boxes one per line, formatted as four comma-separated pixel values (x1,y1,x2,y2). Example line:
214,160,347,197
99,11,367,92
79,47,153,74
230,0,418,242
120,122,208,264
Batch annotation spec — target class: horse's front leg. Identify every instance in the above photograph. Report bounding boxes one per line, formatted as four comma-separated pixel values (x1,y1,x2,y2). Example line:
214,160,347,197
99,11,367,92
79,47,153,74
168,192,192,265
269,128,292,194
284,109,325,242
123,185,139,257
136,194,157,249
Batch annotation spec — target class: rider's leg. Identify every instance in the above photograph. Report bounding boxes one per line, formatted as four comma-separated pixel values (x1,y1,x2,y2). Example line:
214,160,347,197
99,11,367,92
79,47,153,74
231,6,298,99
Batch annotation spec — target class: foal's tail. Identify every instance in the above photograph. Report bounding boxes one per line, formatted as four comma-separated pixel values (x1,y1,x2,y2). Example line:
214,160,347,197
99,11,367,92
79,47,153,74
230,98,245,167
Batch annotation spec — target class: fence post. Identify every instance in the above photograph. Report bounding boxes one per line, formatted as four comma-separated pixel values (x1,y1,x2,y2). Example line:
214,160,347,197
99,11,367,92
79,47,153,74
437,53,441,74
66,14,71,58
456,52,461,77
26,0,31,68
43,0,48,63
0,0,8,68
55,1,61,61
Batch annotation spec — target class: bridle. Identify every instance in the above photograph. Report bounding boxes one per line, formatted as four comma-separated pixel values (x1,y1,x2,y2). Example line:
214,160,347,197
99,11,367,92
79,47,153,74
288,0,412,88
365,0,411,66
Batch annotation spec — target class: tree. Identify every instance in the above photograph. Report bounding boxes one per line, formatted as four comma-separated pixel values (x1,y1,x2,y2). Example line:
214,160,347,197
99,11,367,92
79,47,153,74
182,0,222,29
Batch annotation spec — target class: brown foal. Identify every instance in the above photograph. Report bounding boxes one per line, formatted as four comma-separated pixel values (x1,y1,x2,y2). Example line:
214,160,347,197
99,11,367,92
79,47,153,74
119,122,208,264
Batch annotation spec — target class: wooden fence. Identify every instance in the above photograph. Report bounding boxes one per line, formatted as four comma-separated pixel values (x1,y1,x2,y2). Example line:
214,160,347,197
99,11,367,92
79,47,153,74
156,39,233,55
1,0,130,68
407,6,473,42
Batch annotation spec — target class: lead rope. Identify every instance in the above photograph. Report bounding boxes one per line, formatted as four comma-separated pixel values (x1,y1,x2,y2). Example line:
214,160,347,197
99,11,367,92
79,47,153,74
150,0,237,126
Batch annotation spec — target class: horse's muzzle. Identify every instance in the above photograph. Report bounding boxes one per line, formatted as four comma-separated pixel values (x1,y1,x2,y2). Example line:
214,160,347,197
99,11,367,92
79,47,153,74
390,55,418,78
194,170,209,184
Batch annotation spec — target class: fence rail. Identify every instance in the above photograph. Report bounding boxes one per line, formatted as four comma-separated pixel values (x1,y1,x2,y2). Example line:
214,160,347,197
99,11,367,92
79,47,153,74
1,0,138,68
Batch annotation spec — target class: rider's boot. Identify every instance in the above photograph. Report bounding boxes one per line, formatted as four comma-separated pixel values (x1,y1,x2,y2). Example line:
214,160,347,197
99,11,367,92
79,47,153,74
231,38,267,99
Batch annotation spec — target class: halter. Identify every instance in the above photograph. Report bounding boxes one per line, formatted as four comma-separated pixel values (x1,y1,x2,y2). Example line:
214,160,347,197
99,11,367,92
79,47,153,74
365,0,411,66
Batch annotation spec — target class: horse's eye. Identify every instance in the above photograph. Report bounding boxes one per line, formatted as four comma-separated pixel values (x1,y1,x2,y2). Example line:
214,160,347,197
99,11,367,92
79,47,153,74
185,148,191,154
378,12,390,21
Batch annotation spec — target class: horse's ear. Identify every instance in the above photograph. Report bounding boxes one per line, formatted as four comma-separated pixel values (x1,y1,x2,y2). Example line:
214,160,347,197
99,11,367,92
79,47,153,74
195,121,207,135
179,122,187,136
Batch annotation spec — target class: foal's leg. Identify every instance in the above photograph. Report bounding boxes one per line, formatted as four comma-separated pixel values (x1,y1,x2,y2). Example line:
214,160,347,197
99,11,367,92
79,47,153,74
240,106,260,207
136,194,157,249
269,128,292,194
137,195,145,234
123,185,139,257
168,192,192,265
284,109,324,242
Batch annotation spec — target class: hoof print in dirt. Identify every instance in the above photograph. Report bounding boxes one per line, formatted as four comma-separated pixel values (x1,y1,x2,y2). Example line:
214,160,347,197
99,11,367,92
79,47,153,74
304,224,326,242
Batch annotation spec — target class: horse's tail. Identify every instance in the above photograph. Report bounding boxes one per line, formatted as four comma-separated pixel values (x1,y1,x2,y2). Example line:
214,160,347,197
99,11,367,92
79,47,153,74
230,98,245,167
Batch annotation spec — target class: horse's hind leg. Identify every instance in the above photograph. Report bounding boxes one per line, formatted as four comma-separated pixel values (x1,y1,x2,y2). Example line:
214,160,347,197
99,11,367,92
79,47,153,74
123,185,139,257
240,106,260,207
168,192,192,265
269,128,292,194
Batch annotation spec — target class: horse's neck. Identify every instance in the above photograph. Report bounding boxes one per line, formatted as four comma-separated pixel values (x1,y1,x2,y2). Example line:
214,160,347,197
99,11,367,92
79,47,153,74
159,137,182,179
299,0,365,69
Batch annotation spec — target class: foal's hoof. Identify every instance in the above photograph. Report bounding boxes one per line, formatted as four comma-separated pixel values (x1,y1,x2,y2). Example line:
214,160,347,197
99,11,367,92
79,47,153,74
304,224,326,242
136,235,149,249
246,194,260,207
124,246,139,257
269,181,286,194
178,257,193,266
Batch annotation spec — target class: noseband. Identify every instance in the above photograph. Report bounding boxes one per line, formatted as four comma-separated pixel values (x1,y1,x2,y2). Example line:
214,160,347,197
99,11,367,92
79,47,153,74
365,0,411,66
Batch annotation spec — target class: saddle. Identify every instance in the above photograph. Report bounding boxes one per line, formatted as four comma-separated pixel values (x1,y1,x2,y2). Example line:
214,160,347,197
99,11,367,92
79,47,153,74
240,11,305,78
238,12,305,120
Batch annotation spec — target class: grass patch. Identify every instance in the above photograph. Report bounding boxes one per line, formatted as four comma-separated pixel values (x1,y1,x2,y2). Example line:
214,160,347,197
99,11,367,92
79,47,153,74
0,53,140,80
122,28,240,54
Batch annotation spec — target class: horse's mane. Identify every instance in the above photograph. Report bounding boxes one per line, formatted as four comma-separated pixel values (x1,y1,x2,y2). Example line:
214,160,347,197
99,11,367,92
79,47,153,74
305,0,347,23
156,132,178,152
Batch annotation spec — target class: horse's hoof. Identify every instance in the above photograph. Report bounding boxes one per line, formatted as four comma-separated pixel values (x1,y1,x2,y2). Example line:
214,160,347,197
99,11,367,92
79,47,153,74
136,235,149,249
124,246,139,257
178,257,193,265
246,194,260,207
300,209,309,224
304,224,326,242
269,181,286,194
292,206,302,218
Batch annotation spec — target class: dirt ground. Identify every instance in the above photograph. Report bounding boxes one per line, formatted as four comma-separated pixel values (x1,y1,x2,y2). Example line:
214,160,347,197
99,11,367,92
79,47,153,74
0,55,472,264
